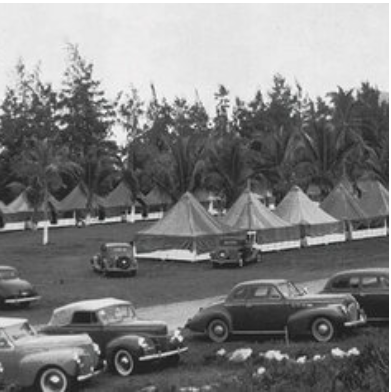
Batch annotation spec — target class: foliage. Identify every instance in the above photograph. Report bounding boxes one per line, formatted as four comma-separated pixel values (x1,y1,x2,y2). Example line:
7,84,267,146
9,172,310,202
0,47,388,211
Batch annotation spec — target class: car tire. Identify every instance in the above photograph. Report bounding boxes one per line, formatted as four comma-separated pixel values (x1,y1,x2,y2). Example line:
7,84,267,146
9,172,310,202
207,319,230,343
311,317,335,342
112,348,137,377
37,366,71,392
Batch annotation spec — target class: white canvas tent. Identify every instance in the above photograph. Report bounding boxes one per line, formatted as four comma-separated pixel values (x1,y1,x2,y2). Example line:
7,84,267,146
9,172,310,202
275,185,345,246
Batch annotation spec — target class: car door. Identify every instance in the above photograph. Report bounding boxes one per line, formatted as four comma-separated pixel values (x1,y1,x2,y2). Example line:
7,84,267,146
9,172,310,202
236,284,288,333
0,330,18,384
60,311,106,348
359,274,389,321
225,285,251,331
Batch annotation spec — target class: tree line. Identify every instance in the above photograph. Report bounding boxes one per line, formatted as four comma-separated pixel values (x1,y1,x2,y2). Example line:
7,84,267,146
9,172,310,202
0,43,388,217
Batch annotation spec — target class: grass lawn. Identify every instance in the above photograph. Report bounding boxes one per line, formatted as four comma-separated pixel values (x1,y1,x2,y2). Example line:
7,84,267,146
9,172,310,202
0,221,388,391
0,221,388,326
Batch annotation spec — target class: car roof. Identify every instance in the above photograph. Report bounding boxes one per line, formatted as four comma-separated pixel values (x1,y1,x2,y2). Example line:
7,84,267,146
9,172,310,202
54,298,131,313
234,279,288,288
104,243,132,248
330,268,389,278
0,317,27,328
49,298,132,326
0,266,16,271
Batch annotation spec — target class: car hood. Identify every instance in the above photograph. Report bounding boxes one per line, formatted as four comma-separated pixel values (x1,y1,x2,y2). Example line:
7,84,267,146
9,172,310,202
106,319,168,336
0,278,34,295
291,293,353,305
16,333,91,351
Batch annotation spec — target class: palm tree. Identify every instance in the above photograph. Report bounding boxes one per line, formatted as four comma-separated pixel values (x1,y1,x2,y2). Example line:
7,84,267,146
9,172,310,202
205,136,252,207
150,134,207,202
12,137,80,245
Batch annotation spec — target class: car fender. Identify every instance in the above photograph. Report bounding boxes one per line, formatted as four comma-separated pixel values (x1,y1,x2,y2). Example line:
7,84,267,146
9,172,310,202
194,307,233,333
287,305,345,337
18,347,81,387
105,335,143,361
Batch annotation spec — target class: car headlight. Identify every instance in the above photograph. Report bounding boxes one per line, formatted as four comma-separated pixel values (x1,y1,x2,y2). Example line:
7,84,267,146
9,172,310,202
171,329,184,343
138,337,151,349
338,304,348,316
92,342,101,355
73,352,82,365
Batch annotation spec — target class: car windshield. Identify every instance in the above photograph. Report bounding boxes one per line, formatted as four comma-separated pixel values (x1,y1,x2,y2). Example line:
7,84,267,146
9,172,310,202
107,246,132,256
0,269,18,280
277,281,303,298
97,304,136,325
5,322,36,342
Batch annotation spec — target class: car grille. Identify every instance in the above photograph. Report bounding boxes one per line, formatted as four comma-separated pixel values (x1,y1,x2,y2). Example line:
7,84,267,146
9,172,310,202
347,302,358,320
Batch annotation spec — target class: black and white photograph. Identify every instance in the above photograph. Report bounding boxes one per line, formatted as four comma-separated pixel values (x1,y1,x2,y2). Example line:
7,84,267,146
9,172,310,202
0,3,388,392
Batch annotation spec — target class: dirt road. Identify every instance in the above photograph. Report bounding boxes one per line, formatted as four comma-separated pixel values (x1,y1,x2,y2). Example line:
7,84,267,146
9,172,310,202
137,278,327,330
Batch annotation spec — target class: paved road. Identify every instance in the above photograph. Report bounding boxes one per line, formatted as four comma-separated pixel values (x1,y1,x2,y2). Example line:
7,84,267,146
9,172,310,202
137,279,327,330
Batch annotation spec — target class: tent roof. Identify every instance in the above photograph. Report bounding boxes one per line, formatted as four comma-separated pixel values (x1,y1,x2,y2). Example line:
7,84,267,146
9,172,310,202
101,181,134,208
275,185,338,225
6,191,33,213
320,183,367,221
223,189,291,230
57,183,102,211
139,192,232,237
357,179,389,218
144,186,173,206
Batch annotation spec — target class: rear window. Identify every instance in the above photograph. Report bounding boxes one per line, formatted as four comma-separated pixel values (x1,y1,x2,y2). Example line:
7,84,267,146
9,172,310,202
331,276,360,289
362,276,389,289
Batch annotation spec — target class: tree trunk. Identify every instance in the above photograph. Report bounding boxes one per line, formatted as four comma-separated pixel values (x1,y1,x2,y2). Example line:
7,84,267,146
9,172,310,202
42,188,49,245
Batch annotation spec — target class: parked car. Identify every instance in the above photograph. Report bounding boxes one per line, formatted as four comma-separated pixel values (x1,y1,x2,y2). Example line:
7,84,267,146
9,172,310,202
0,317,103,392
210,235,261,268
185,279,366,343
91,243,138,276
41,298,188,377
320,268,389,323
0,266,40,308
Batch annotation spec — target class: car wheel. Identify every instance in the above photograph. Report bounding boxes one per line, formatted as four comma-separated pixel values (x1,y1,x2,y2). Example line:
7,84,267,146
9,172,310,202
311,317,335,342
38,366,70,392
113,348,136,376
207,319,229,343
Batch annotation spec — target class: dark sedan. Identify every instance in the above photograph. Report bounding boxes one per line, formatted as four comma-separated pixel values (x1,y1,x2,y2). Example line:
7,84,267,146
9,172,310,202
320,268,389,323
185,279,366,343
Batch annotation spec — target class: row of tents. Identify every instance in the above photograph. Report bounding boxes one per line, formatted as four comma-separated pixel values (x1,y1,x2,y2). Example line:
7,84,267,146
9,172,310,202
0,178,388,262
135,179,389,262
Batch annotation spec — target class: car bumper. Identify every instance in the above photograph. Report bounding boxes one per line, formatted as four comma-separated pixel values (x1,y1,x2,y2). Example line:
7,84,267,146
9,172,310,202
77,360,107,382
4,295,41,304
344,312,367,328
139,347,188,362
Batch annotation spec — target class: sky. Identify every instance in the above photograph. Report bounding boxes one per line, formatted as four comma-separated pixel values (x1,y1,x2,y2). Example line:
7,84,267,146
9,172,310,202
0,3,388,142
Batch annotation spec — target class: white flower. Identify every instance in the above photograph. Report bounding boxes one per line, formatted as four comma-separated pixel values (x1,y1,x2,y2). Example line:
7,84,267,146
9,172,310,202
262,350,289,361
347,347,360,356
256,366,266,375
312,354,325,361
331,348,347,358
296,356,307,364
216,348,227,357
228,348,253,363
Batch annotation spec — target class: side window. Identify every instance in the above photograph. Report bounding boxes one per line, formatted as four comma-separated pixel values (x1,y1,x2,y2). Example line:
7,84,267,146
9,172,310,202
250,285,269,300
71,311,98,324
331,277,351,289
362,276,384,289
231,287,247,301
268,286,282,300
348,277,360,289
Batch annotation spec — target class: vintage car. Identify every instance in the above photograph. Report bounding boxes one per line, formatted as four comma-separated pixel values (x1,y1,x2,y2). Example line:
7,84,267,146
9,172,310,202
0,317,103,392
210,235,261,268
90,243,138,276
320,268,389,323
185,279,366,343
0,266,40,308
41,298,188,377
